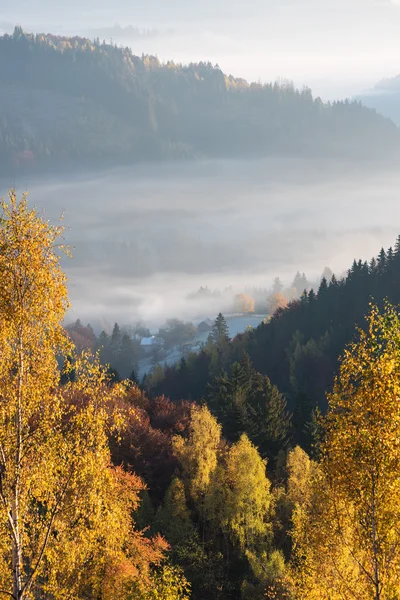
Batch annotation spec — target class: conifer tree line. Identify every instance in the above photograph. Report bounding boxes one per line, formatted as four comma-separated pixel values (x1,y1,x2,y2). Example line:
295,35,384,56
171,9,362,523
2,190,400,599
145,235,400,452
0,27,398,174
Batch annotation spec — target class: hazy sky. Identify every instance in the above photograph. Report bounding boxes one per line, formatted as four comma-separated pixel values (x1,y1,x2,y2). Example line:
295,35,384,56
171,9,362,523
2,0,400,99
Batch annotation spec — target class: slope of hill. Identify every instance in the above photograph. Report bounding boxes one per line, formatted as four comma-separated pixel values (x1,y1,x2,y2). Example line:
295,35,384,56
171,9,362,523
357,74,400,125
144,237,400,449
0,26,399,174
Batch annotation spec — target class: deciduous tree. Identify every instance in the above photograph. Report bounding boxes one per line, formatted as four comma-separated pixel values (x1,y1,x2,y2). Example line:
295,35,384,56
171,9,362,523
0,191,186,599
290,303,400,599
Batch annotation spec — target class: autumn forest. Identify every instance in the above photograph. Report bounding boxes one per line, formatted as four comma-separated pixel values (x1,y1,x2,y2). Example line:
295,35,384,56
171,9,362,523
2,8,400,599
0,189,399,600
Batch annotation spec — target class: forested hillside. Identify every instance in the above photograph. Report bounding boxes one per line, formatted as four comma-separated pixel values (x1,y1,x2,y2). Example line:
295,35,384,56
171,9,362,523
358,74,400,125
3,191,400,599
0,27,398,174
144,238,400,452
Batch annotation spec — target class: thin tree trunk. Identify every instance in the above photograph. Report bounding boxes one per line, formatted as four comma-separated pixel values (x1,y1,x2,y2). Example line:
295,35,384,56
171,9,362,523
371,471,380,600
11,332,24,600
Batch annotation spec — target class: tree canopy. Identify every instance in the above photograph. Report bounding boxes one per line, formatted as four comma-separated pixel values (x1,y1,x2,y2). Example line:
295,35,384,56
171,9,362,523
0,28,398,175
0,191,189,600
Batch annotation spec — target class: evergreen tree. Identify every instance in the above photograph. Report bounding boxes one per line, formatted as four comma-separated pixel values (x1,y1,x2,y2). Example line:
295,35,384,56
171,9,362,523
97,330,112,365
272,277,284,294
377,247,387,274
212,313,229,346
208,355,290,462
117,332,137,378
111,322,122,355
129,368,139,385
317,276,328,297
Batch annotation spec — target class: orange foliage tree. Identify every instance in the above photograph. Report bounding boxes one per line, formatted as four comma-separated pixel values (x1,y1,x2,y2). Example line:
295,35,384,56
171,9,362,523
0,191,189,600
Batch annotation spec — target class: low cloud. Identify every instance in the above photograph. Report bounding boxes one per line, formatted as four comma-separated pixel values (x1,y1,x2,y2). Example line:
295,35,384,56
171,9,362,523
3,158,399,329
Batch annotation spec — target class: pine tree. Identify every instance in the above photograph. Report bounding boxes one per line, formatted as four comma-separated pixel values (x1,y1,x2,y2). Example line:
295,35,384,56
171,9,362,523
97,329,112,365
111,322,122,359
330,273,338,286
394,234,400,258
208,369,238,440
212,313,229,346
292,272,302,294
118,332,137,378
272,277,284,294
377,247,387,274
317,277,328,297
208,355,290,461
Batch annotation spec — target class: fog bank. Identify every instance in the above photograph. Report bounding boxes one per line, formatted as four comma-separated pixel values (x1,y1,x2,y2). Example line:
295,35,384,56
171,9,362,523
1,158,397,328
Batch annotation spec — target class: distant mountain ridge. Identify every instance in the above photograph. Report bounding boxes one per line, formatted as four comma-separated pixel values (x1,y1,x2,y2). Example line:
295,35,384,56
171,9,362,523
357,74,400,125
0,26,398,174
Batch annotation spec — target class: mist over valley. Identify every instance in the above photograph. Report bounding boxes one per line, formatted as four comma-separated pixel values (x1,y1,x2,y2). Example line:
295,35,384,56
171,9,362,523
3,158,398,329
2,3,400,598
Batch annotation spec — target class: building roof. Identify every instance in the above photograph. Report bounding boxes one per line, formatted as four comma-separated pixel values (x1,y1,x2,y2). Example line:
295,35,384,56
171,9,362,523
197,320,212,332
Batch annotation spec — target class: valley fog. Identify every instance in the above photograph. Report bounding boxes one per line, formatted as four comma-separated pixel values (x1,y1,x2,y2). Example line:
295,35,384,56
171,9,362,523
2,158,398,328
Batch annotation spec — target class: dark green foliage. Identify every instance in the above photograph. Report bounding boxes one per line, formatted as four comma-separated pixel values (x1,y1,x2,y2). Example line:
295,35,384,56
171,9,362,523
94,326,140,379
158,319,197,352
208,353,291,463
212,313,230,346
128,368,139,385
146,235,400,456
1,27,398,175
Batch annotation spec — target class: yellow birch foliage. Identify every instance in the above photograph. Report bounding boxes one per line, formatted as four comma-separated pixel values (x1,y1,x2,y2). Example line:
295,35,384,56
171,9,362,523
209,434,282,596
222,434,272,551
286,445,316,508
289,303,400,599
0,192,186,600
144,564,191,600
172,404,221,505
289,468,368,600
0,190,72,599
234,294,255,314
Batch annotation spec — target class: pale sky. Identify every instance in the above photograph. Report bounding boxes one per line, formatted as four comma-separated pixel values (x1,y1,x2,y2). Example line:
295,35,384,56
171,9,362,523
1,0,400,99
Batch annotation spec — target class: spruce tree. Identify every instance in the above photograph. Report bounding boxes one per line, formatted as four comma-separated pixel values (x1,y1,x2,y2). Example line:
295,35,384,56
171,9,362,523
212,313,229,346
272,277,284,294
110,322,121,357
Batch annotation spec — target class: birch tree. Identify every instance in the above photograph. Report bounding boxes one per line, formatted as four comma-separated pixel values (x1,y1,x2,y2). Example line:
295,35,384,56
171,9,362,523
0,191,181,599
291,303,400,599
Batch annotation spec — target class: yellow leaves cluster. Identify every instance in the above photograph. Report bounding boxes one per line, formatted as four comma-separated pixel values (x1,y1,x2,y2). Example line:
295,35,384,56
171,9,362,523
0,192,188,600
289,303,400,599
173,404,221,504
144,565,191,600
173,405,276,590
222,434,272,551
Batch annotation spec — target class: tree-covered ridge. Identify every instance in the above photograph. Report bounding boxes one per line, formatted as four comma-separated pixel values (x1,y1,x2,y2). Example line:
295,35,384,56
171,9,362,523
358,72,400,125
0,26,398,173
4,189,400,598
144,237,400,452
